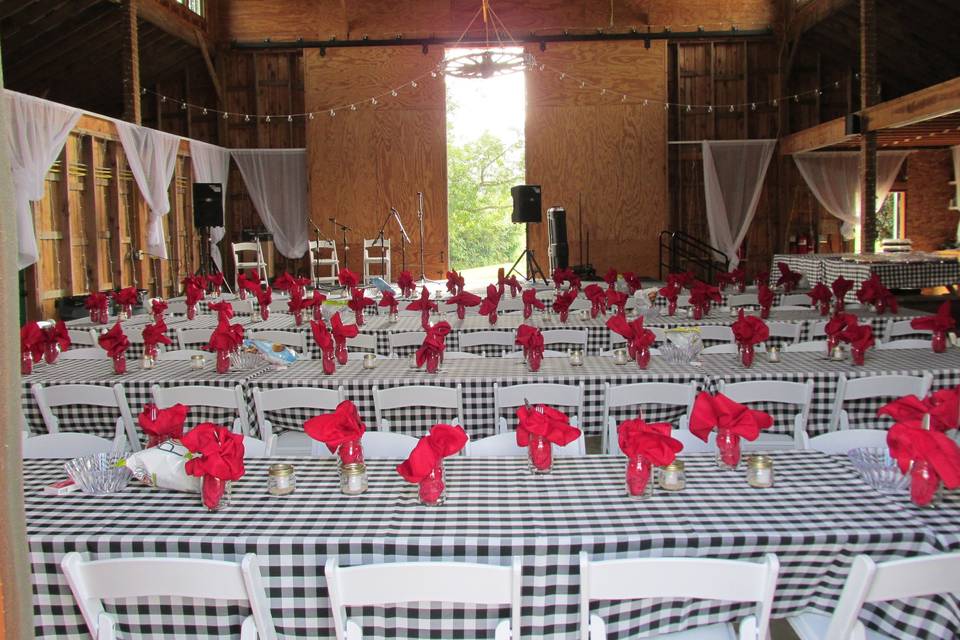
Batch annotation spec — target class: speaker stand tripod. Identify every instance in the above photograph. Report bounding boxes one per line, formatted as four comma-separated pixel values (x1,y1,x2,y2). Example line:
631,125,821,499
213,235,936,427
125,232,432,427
194,226,229,291
507,224,546,284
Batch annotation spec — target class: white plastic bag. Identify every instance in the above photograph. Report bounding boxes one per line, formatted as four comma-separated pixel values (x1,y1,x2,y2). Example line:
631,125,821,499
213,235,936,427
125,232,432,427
124,439,200,493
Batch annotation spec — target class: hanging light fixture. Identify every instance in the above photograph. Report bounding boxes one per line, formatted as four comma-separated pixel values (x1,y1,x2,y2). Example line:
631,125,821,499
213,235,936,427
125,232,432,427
443,0,532,79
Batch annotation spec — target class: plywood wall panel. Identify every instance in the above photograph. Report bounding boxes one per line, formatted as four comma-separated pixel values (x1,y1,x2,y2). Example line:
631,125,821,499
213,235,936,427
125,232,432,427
526,41,667,278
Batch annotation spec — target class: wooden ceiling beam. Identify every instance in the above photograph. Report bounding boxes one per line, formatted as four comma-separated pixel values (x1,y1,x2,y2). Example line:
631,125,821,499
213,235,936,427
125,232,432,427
788,0,854,41
1,0,104,49
866,75,960,131
779,117,853,154
6,15,120,85
137,0,209,50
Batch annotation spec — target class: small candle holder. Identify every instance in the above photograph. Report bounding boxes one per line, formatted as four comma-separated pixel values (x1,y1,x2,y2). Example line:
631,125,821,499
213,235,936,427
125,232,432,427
830,345,846,361
613,348,629,365
746,455,774,488
362,353,377,369
767,346,781,363
268,463,296,495
659,460,686,491
190,354,206,370
569,350,584,366
141,354,156,370
117,309,129,322
729,306,739,317
340,463,368,495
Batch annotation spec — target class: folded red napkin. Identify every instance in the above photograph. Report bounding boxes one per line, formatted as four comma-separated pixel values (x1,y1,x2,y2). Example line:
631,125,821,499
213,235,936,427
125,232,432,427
181,422,245,510
732,310,769,346
912,301,956,333
112,286,139,308
254,284,272,309
348,287,375,326
606,289,628,316
666,271,694,290
141,320,172,355
584,284,608,318
208,318,244,353
85,291,109,313
658,283,680,303
304,400,367,462
688,281,722,310
552,268,581,290
379,290,400,314
185,282,205,307
310,289,326,308
209,300,235,322
207,272,225,290
832,276,854,302
618,418,683,464
309,319,336,374
237,270,262,296
824,312,856,340
606,315,656,362
445,270,464,295
98,323,130,358
515,324,545,370
478,284,502,324
757,283,774,309
552,289,577,322
151,299,168,317
266,272,289,293
330,311,358,365
776,262,802,291
689,392,773,467
21,322,45,362
396,423,468,483
807,283,832,306
446,290,481,320
754,270,770,287
503,274,521,298
716,268,745,291
516,404,582,448
416,321,451,372
338,268,359,289
879,389,960,432
397,271,416,297
604,268,618,290
840,322,875,350
407,287,438,330
522,288,545,319
622,272,641,295
49,320,71,352
138,402,188,447
286,291,309,316
856,274,898,313
888,421,960,506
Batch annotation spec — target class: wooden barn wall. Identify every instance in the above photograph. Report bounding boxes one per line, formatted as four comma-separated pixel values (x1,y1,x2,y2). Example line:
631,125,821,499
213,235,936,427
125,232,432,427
304,46,447,280
525,41,668,279
22,114,197,321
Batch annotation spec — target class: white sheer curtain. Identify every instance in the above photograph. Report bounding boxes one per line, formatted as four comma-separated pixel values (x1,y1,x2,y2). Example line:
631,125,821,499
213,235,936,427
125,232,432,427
188,140,231,270
4,90,82,269
793,150,910,241
114,121,181,259
231,149,309,258
702,139,777,268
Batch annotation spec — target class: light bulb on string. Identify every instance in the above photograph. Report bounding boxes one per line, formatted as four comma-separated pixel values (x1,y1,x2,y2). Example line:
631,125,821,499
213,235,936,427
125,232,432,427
707,105,713,113
686,104,691,112
772,99,778,107
287,115,293,122
664,102,669,111
794,94,799,102
202,108,208,115
642,99,648,107
621,95,627,102
265,115,271,123
579,81,586,89
244,114,250,122
161,96,167,103
391,90,398,97
430,70,437,78
729,104,735,112
181,102,187,110
560,73,566,80
371,97,378,105
350,104,357,111
330,110,336,117
223,111,229,119
600,88,606,96
141,87,147,95
308,112,315,120
410,81,417,88
751,103,756,111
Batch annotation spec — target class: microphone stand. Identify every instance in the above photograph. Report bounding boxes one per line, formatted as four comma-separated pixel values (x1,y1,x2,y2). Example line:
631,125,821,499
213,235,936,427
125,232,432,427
374,208,393,283
415,191,438,284
308,217,334,289
392,207,411,274
329,218,352,293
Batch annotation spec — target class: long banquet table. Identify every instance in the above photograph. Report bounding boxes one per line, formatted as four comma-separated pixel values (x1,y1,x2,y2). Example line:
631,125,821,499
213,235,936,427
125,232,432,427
773,253,960,294
24,452,960,639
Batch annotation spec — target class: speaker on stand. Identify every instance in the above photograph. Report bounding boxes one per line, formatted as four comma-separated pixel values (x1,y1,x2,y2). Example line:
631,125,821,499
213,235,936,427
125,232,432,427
506,185,547,284
193,183,224,281
546,206,569,273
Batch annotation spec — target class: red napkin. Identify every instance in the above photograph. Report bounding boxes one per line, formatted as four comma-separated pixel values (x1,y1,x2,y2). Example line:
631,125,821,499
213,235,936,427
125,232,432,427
503,274,521,298
757,284,774,309
286,291,309,315
879,390,960,432
208,319,244,352
207,272,225,290
716,269,745,290
604,268,618,290
85,291,109,313
396,423,468,483
825,312,857,340
379,291,400,314
516,405,581,447
185,282,205,307
292,275,311,298
49,320,71,352
310,319,336,374
446,270,464,295
606,315,656,354
688,281,722,310
407,287,438,330
606,289,628,316
912,301,956,333
754,271,770,288
348,287,375,325
237,270,262,296
584,284,608,318
689,392,773,467
182,422,246,510
209,301,235,322
138,403,188,447
304,400,367,462
416,321,451,372
840,323,874,351
515,324,545,370
552,268,566,289
446,291,481,320
112,286,139,308
617,418,683,465
151,299,168,317
623,272,641,295
552,289,577,322
330,312,358,365
666,272,693,290
658,283,680,303
522,288,545,319
807,283,832,306
397,271,416,297
552,268,580,290
272,272,295,292
730,267,747,289
887,422,960,505
141,320,172,353
98,323,130,358
20,322,45,362
254,285,272,310
478,284,502,324
732,310,769,346
832,276,854,302
338,268,360,289
776,262,802,291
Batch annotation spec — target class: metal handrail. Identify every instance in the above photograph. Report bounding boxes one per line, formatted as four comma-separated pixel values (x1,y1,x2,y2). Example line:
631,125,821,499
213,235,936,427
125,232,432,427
658,230,729,282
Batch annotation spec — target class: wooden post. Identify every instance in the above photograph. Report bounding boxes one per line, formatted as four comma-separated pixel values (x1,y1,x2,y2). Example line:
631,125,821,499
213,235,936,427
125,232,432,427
859,0,878,253
121,0,141,125
0,40,33,640
82,137,105,291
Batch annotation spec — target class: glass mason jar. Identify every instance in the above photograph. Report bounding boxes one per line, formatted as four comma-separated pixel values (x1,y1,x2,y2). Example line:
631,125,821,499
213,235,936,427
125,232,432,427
760,305,770,320
201,476,231,511
260,306,270,322
418,464,446,505
746,455,775,488
340,463,368,496
528,434,553,473
335,341,348,366
216,350,230,374
635,345,651,369
354,309,365,327
659,460,686,491
625,456,654,499
293,310,304,326
716,429,742,470
692,305,703,320
337,439,365,466
740,343,755,368
238,288,247,300
389,310,399,323
426,351,441,374
98,307,110,324
190,354,205,370
321,350,336,375
268,463,297,496
932,330,947,354
910,460,941,508
526,351,542,373
851,345,866,366
187,304,197,320
122,304,133,318
667,300,677,316
21,351,33,375
112,354,127,375
44,343,60,365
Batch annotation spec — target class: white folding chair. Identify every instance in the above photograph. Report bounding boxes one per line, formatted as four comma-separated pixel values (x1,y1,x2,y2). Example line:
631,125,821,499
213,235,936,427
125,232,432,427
498,297,524,314
783,340,829,353
465,430,586,457
493,383,587,454
127,331,169,353
788,552,960,640
727,293,760,307
876,339,933,350
58,347,110,360
309,238,341,286
829,373,933,432
339,431,419,459
387,331,428,356
362,238,391,283
373,385,464,430
780,293,813,307
177,327,214,350
326,556,522,640
765,321,802,345
809,320,828,338
702,343,768,355
883,318,932,342
232,240,268,291
694,325,735,343
804,429,889,454
579,552,780,640
247,330,310,358
230,299,256,315
542,329,588,350
31,383,138,452
68,329,99,347
252,386,345,456
155,348,210,361
62,552,278,640
22,432,118,459
459,330,517,357
718,379,815,450
166,300,189,315
151,384,260,455
347,333,378,353
602,381,698,454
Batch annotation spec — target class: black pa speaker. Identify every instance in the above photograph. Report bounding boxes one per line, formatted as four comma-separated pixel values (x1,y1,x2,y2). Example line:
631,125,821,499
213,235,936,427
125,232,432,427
193,183,224,228
550,243,569,270
547,207,567,245
511,185,542,223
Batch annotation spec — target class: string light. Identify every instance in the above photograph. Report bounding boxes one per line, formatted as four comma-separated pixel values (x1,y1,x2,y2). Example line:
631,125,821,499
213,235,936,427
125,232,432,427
350,104,357,111
707,105,713,113
202,108,207,115
330,110,336,117
371,97,378,105
410,81,417,88
244,114,250,122
223,111,229,119
391,89,398,97
287,115,293,122
265,115,271,123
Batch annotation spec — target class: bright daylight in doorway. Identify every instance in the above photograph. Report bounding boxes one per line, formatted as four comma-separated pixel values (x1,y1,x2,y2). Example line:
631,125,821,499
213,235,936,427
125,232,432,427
445,47,526,285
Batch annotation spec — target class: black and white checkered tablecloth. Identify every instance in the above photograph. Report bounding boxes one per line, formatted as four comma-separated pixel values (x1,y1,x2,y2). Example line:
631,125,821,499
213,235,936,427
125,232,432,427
770,254,828,287
21,359,269,442
23,453,960,639
773,253,960,294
